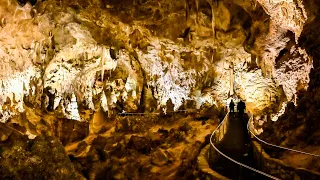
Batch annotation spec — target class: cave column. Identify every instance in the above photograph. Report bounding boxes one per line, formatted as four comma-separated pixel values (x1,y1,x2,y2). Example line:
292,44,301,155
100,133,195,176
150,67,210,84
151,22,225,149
229,62,234,96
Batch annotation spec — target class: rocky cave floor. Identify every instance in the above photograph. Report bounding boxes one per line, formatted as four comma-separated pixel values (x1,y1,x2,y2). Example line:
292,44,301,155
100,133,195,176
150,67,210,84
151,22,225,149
0,111,220,180
2,110,320,180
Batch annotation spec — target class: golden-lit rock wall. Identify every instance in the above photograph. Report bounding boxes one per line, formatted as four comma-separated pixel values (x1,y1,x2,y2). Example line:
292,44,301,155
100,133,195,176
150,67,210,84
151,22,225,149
0,0,314,125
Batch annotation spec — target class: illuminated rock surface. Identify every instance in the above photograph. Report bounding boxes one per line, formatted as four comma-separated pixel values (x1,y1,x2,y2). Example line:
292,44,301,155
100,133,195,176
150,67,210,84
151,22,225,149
0,0,319,178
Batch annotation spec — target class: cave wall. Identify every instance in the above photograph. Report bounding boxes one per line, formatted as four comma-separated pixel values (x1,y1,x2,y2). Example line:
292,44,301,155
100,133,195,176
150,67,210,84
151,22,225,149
259,0,320,147
0,0,315,138
1,0,320,179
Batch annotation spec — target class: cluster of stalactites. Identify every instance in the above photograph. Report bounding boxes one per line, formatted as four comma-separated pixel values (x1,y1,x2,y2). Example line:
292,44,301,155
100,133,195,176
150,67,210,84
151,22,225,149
185,0,217,39
41,43,128,121
0,31,56,123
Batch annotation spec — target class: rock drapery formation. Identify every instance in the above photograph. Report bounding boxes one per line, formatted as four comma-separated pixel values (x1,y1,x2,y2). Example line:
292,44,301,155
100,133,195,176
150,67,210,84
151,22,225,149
257,0,320,171
1,1,312,122
0,0,313,123
0,0,319,179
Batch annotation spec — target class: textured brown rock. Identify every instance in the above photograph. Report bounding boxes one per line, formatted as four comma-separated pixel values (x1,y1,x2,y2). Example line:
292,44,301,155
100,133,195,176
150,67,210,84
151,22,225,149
0,0,307,122
151,148,169,166
128,135,152,154
63,114,218,179
52,118,89,146
0,0,320,178
0,123,13,141
179,122,192,133
0,124,84,180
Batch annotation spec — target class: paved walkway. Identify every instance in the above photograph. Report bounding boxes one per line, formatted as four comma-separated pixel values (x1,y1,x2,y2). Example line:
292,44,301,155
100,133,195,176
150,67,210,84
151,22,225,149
212,113,269,180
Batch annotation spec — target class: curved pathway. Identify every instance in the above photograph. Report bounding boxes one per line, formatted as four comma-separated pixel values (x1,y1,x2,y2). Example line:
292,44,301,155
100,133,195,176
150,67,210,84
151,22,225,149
211,113,277,179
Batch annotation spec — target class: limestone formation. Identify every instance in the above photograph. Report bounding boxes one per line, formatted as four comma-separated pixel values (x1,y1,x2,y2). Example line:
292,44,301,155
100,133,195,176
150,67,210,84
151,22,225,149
0,0,319,178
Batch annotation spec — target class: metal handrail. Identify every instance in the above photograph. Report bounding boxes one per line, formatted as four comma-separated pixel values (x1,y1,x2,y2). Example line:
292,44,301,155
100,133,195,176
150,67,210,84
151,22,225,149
210,112,280,180
247,114,320,158
118,109,197,116
119,112,160,115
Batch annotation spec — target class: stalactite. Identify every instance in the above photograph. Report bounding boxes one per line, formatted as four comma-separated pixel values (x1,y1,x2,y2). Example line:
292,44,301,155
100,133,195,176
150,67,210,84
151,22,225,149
0,16,6,28
34,41,41,64
14,2,32,20
251,54,256,64
195,0,199,23
211,0,215,40
100,46,105,82
79,52,85,69
45,32,54,66
229,62,234,96
185,0,190,24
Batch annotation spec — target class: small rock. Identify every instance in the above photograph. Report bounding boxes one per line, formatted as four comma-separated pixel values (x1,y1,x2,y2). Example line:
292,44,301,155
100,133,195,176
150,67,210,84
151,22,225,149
294,174,301,180
270,169,279,175
151,148,168,166
149,132,163,148
179,122,192,132
270,163,277,169
128,135,151,154
91,135,107,148
173,131,186,142
157,128,169,137
0,124,12,142
180,148,188,159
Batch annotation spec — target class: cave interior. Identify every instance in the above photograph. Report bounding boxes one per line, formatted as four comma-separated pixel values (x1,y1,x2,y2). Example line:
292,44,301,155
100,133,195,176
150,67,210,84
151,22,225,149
0,0,320,179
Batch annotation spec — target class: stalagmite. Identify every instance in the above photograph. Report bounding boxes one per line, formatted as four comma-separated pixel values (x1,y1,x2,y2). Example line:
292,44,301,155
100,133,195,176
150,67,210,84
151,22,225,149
101,92,108,112
66,93,80,121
